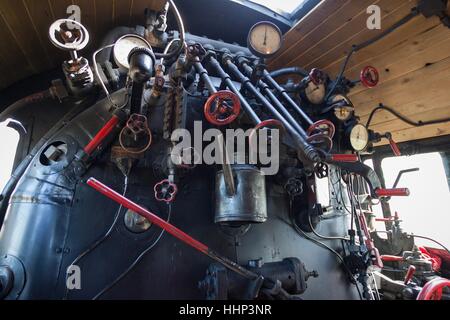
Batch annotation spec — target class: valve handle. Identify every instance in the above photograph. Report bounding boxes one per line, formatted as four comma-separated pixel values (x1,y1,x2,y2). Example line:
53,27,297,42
360,66,379,88
327,154,359,163
154,179,178,203
388,136,401,157
380,255,404,262
204,90,241,126
404,265,416,285
307,119,336,138
375,188,410,198
417,277,450,300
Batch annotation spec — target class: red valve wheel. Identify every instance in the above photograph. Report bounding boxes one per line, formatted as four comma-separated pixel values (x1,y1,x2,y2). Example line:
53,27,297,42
360,66,379,88
249,119,286,146
204,90,241,126
307,119,336,139
417,277,450,300
154,179,178,203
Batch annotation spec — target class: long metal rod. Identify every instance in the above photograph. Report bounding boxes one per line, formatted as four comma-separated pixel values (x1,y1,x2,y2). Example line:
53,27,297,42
207,56,261,125
224,58,319,162
239,60,308,139
194,58,236,196
86,178,258,280
262,69,314,126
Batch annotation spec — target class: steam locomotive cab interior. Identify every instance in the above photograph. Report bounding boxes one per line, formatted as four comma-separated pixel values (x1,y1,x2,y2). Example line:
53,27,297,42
0,0,449,301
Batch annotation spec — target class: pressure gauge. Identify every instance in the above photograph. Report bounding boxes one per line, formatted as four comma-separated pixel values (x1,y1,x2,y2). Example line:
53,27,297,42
350,123,370,152
330,95,354,121
248,21,283,58
113,34,151,70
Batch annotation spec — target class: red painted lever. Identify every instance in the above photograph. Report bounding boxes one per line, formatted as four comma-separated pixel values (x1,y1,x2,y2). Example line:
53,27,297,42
388,137,401,157
84,115,120,155
328,154,359,162
404,265,416,285
380,255,404,262
86,177,259,280
375,188,410,197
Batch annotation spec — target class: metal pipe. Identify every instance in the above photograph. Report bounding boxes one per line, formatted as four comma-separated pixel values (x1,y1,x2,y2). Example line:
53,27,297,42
193,58,236,196
238,60,308,139
86,177,259,281
262,69,314,126
206,55,260,125
224,57,319,162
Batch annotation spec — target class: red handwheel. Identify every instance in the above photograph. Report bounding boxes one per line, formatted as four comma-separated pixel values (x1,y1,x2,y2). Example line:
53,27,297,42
417,277,450,300
360,66,379,88
204,90,241,126
307,119,336,138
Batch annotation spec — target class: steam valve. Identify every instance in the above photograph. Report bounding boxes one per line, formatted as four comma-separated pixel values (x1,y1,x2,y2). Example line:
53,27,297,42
360,66,379,88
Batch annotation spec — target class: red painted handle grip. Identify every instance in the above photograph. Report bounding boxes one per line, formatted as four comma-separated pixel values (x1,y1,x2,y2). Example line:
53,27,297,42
84,115,120,155
329,154,359,162
404,265,416,285
375,188,410,197
389,138,401,157
380,255,404,262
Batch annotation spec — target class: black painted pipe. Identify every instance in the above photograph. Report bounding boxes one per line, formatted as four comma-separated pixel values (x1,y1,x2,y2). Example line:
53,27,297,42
262,69,313,127
238,59,308,139
224,57,319,162
207,55,260,125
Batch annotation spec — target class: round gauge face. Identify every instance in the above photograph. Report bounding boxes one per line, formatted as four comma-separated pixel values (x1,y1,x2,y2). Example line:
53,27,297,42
113,35,151,70
305,81,326,104
350,124,369,151
248,22,282,58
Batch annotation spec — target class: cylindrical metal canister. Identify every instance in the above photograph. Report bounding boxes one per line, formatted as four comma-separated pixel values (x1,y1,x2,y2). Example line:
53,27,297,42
215,165,267,226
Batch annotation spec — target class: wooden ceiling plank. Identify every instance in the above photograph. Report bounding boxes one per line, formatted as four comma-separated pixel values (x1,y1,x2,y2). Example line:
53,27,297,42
350,56,450,112
0,9,35,87
283,0,384,70
348,26,450,96
302,0,416,71
95,0,114,41
268,0,349,70
359,93,450,126
0,0,50,73
114,0,133,27
325,15,443,78
375,122,450,145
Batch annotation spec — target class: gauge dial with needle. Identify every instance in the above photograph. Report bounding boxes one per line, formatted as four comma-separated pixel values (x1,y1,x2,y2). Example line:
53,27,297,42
248,21,283,58
350,123,370,152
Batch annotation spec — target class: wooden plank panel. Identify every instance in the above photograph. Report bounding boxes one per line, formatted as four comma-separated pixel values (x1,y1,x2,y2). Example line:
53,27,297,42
114,0,132,26
375,122,450,145
368,107,450,133
269,0,349,71
22,0,54,68
285,0,388,70
0,0,51,72
95,0,114,41
359,92,450,127
0,8,34,87
345,24,450,96
325,16,443,78
302,0,418,71
350,56,450,112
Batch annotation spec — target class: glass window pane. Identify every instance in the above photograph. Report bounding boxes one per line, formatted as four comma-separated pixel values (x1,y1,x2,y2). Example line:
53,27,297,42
381,153,450,248
249,0,308,14
0,121,20,191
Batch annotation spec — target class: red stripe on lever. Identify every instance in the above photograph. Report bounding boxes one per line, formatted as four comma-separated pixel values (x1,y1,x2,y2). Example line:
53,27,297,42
375,188,410,197
329,154,359,162
84,115,120,155
86,177,209,254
